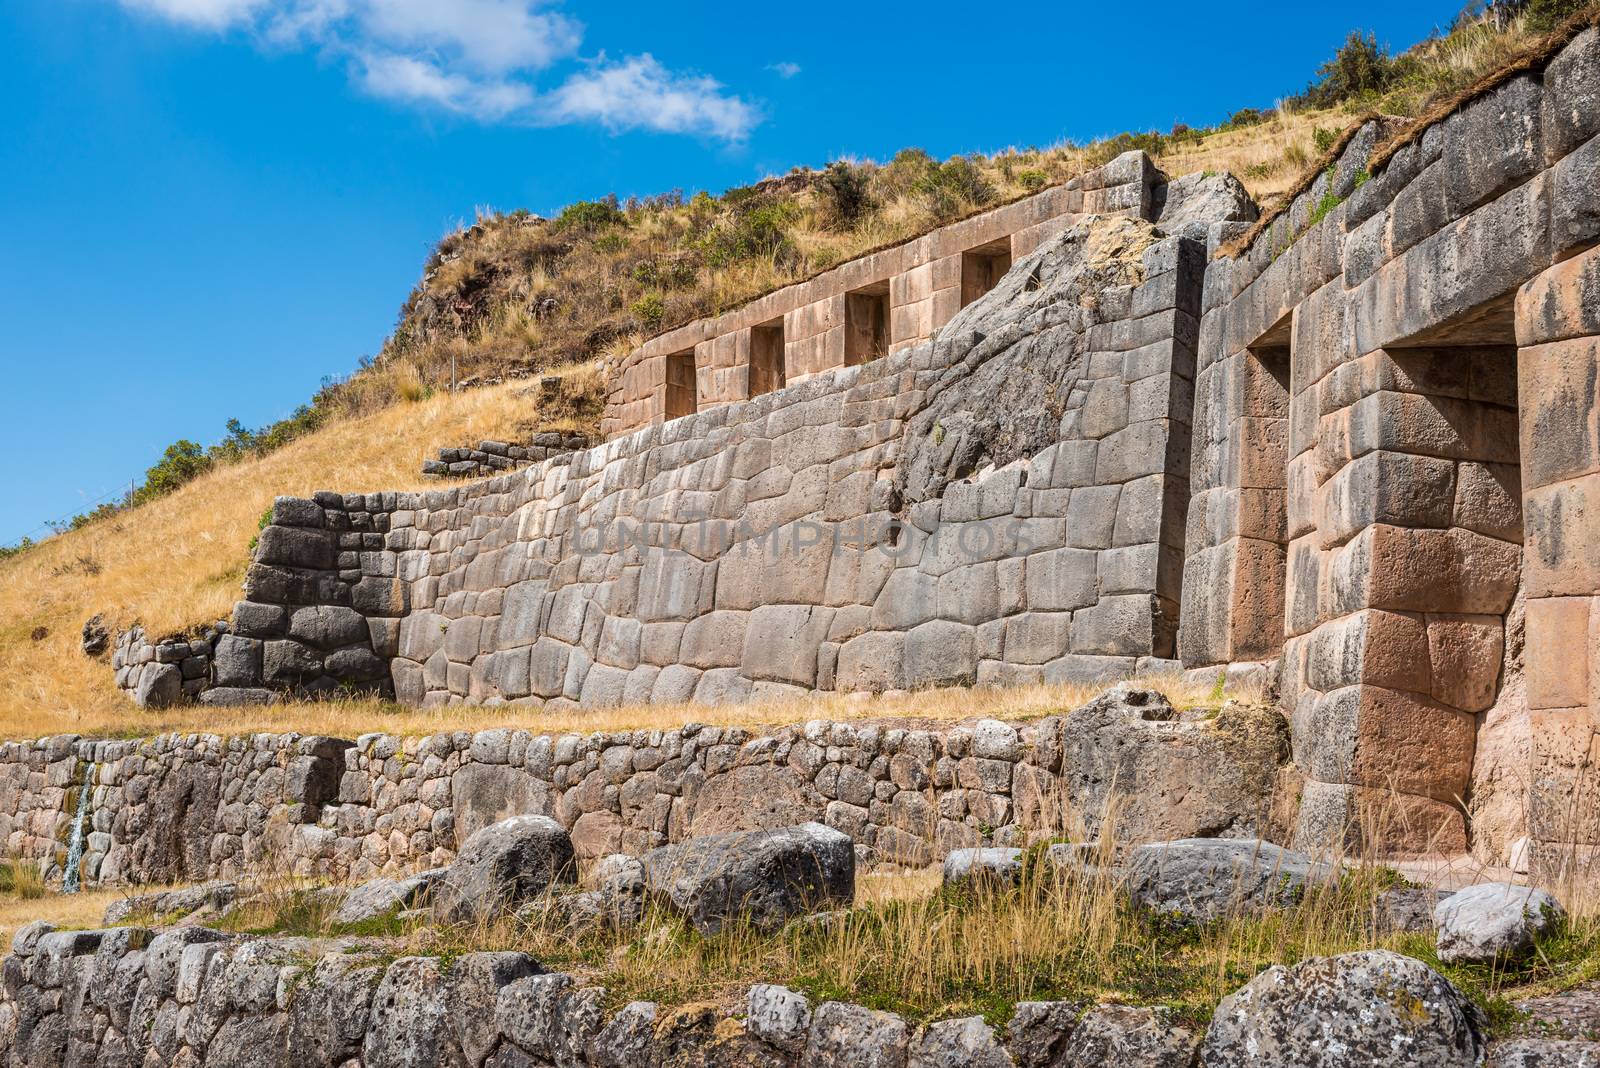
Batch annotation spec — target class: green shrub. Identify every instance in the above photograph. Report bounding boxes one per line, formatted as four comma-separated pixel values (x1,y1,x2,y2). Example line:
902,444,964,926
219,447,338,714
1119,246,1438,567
1312,125,1341,154
1526,0,1592,31
697,201,798,267
1016,169,1049,192
1291,31,1395,109
819,161,875,229
912,156,996,219
631,292,667,330
555,197,626,232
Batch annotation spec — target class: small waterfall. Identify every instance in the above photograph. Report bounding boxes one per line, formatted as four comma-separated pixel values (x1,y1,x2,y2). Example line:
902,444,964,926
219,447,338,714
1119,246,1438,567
62,761,95,894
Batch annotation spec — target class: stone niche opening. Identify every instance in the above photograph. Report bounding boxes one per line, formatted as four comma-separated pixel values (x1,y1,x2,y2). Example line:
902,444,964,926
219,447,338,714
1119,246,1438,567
1235,313,1292,662
748,318,786,398
961,239,1014,308
845,281,890,365
1384,294,1525,859
664,349,698,420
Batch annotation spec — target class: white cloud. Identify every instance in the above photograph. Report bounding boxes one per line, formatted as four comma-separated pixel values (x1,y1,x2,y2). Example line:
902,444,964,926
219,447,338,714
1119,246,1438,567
114,0,758,140
544,55,758,141
767,61,801,79
120,0,265,29
356,51,533,118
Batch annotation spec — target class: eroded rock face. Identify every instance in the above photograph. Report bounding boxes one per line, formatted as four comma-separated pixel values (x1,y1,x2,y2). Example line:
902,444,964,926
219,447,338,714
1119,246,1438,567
641,822,854,935
432,815,576,924
331,868,445,926
1435,883,1566,964
896,216,1160,507
1200,950,1486,1067
1126,838,1333,924
1054,684,1290,843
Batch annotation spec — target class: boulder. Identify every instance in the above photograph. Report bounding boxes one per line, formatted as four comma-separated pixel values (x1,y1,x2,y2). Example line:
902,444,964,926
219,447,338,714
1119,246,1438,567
332,869,446,926
1055,685,1289,844
1127,838,1332,923
804,1001,910,1067
103,881,239,925
1058,1005,1196,1067
134,661,185,708
1435,883,1566,964
81,615,110,657
942,847,1024,889
642,822,854,935
431,816,576,924
1200,950,1486,1066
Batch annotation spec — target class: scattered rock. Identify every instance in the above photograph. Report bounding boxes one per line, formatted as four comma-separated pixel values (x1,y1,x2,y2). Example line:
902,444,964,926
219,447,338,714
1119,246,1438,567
102,881,239,925
804,1001,910,1067
1127,838,1332,923
1005,1000,1084,1067
642,822,854,935
911,1014,1013,1067
81,615,110,658
1435,882,1566,964
332,868,446,926
1490,1040,1600,1066
1200,949,1485,1066
1377,886,1450,934
432,815,576,924
942,847,1024,889
746,983,812,1052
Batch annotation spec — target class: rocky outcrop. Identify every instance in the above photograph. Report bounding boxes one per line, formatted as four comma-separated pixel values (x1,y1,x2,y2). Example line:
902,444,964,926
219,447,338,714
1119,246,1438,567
1200,950,1487,1066
1053,684,1290,843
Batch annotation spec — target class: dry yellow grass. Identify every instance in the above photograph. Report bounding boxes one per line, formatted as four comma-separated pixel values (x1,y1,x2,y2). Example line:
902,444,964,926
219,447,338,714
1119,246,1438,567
0,885,127,944
1154,105,1340,207
0,374,589,734
0,671,1223,744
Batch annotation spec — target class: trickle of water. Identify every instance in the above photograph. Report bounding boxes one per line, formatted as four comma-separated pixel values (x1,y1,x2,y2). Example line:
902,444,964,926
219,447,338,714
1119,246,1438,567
62,761,96,894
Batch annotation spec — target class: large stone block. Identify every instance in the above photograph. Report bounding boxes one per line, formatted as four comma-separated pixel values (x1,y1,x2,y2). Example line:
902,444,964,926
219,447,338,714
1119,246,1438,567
255,525,335,570
1523,473,1600,599
741,605,831,687
904,620,977,688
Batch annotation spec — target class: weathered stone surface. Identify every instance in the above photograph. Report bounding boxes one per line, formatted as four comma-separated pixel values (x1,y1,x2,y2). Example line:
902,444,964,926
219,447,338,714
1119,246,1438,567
1058,1005,1196,1067
1435,883,1566,964
804,1001,911,1068
746,983,811,1052
1200,950,1486,1067
432,815,577,924
910,1015,1013,1068
642,822,854,934
1127,838,1333,923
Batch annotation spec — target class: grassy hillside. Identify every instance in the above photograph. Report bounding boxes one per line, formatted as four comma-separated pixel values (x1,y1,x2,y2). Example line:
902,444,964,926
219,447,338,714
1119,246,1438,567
0,4,1579,738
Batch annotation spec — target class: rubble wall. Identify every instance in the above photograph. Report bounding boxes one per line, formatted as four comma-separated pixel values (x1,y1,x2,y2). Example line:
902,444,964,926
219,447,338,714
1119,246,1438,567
0,694,1288,889
0,922,1091,1068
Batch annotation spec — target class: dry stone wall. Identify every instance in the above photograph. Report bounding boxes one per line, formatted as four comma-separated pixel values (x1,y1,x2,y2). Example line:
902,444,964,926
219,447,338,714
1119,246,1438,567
0,690,1287,890
0,924,1102,1068
421,431,590,479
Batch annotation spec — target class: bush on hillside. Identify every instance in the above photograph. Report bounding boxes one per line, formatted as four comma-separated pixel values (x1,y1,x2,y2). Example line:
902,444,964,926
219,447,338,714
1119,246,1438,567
819,161,875,229
1291,31,1395,108
556,197,627,232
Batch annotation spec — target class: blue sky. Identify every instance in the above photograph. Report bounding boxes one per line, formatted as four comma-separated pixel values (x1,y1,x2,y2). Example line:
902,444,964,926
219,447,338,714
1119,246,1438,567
0,0,1460,546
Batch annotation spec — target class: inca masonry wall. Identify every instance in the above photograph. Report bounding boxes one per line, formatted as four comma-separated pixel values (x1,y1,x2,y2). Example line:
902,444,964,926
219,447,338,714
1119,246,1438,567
76,25,1600,873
